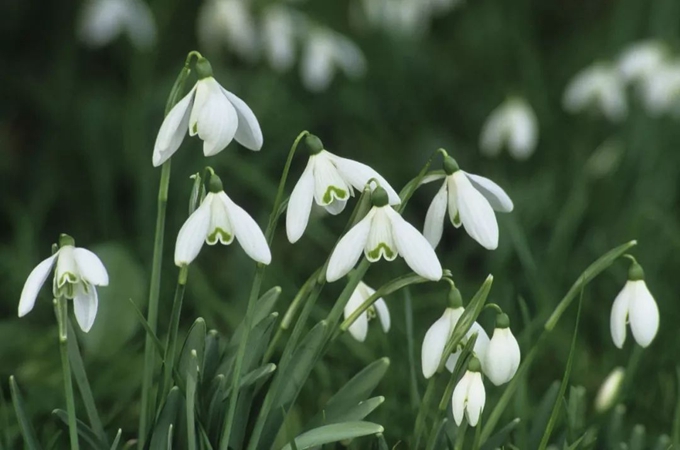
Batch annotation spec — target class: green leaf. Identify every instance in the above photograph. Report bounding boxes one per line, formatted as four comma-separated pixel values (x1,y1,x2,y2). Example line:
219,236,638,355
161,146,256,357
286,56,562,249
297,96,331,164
628,425,645,450
323,358,389,416
53,409,107,450
149,387,183,450
254,286,282,324
186,351,200,450
313,397,385,428
9,376,42,450
280,422,384,450
528,381,560,449
178,318,207,386
128,298,165,356
566,386,586,441
222,364,277,400
110,430,122,450
480,418,520,450
202,330,221,384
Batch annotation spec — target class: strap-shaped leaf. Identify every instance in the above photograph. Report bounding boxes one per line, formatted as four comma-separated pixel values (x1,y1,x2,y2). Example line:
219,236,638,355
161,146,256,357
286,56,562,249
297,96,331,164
53,409,107,450
9,376,42,450
149,387,183,450
280,422,384,450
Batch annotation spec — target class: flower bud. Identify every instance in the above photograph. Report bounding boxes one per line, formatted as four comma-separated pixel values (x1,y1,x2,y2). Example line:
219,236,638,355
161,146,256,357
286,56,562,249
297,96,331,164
451,367,485,426
594,366,624,412
483,314,520,386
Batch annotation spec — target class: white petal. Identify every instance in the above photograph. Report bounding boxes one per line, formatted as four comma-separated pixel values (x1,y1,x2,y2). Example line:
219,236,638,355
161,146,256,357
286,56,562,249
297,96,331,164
386,208,442,281
447,177,461,228
423,181,448,248
18,254,58,317
153,86,195,167
191,78,238,157
466,373,486,426
330,153,401,205
508,103,538,160
56,245,79,287
73,248,109,286
365,208,397,262
326,210,374,282
221,88,263,151
463,172,514,213
629,281,659,348
454,172,499,250
374,298,391,333
174,196,212,266
286,159,315,243
344,288,369,342
445,351,462,373
301,31,335,92
312,152,351,206
219,192,272,265
324,199,348,216
610,282,633,349
421,309,455,378
206,194,235,245
451,373,471,426
123,0,157,50
73,283,99,333
484,328,519,386
468,322,491,362
419,173,446,186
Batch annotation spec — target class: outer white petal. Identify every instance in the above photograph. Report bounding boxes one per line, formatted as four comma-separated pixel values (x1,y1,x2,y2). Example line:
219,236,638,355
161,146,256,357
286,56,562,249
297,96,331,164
262,6,296,72
18,254,58,317
445,351,462,373
123,0,157,50
421,309,455,378
73,284,99,333
423,181,448,248
365,208,397,262
610,282,633,349
454,172,499,250
221,88,263,151
451,373,471,426
191,78,238,156
153,86,195,167
344,288,369,342
374,298,391,333
330,153,401,205
468,322,491,362
174,196,212,266
286,159,315,243
484,328,520,386
219,192,272,265
629,281,659,347
301,31,335,92
463,172,514,213
508,102,538,160
466,373,486,426
386,208,442,281
73,248,109,286
326,209,374,282
420,173,446,186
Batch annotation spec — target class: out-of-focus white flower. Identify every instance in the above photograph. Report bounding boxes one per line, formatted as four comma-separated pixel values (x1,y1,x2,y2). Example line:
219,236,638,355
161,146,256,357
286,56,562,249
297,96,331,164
197,0,259,61
174,173,271,266
262,5,298,72
480,97,539,160
639,62,680,116
360,0,463,36
301,27,366,92
153,57,263,166
483,314,520,386
79,0,156,50
18,235,109,333
618,40,669,85
343,281,390,342
326,187,442,282
451,358,485,427
563,63,628,122
423,157,513,250
594,367,625,412
286,134,400,243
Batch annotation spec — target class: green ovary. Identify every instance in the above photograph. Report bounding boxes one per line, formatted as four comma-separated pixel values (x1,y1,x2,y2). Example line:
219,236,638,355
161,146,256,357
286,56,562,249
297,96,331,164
322,186,348,204
367,243,395,261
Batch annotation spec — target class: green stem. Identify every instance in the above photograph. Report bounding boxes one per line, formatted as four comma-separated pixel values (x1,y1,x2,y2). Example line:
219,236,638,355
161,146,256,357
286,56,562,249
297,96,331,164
55,297,79,450
414,377,437,448
159,266,189,404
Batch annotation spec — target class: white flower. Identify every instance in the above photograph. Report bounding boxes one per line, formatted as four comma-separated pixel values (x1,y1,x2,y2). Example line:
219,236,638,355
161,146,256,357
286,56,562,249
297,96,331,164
262,6,297,72
421,306,489,379
483,316,520,386
174,176,271,266
343,281,390,342
610,279,659,348
79,0,156,51
451,362,485,427
423,161,513,250
480,98,539,160
286,136,400,243
197,0,259,61
301,27,366,92
639,62,680,116
18,236,109,333
153,59,263,167
563,63,627,122
594,366,625,412
326,188,442,282
618,40,668,85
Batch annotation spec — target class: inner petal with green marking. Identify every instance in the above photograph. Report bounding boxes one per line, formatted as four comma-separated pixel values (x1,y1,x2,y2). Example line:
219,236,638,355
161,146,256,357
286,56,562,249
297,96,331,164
322,185,349,204
206,228,233,245
367,243,396,261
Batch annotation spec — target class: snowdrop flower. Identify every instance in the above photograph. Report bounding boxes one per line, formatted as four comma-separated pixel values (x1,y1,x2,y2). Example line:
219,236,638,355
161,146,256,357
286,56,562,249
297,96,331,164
451,357,485,427
594,366,625,412
79,0,156,51
153,56,263,167
483,313,520,386
301,27,366,92
18,234,109,333
639,62,680,116
610,258,659,348
326,187,442,282
479,97,539,160
175,173,271,266
423,156,513,250
262,5,297,72
618,40,669,85
286,134,400,243
197,0,258,61
563,63,628,122
343,281,390,342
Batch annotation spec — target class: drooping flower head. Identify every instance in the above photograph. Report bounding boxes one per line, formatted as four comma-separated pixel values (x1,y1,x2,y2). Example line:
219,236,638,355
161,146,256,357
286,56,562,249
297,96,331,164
563,62,628,122
79,0,157,51
18,234,109,332
480,97,539,160
617,40,669,86
343,281,391,342
483,313,520,386
451,357,486,427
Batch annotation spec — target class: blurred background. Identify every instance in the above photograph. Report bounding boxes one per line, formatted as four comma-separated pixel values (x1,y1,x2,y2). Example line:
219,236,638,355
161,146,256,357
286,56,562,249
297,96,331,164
2,0,680,445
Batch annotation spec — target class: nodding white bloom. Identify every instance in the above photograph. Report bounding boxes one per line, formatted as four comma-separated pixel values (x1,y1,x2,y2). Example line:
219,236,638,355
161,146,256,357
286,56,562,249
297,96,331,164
18,235,109,333
301,27,366,92
451,358,486,427
153,57,263,167
594,366,625,412
197,0,258,61
361,0,463,36
262,5,297,72
480,98,538,160
79,0,156,50
174,174,271,266
343,281,390,342
286,134,400,244
618,40,668,85
326,187,442,282
639,62,680,117
483,314,520,386
563,63,628,122
610,260,659,348
423,157,513,250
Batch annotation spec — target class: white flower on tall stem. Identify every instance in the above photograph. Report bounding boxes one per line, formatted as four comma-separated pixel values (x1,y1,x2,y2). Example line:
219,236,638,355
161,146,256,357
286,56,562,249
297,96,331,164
451,357,486,427
175,173,271,266
483,313,520,386
423,156,513,250
78,0,157,50
610,258,659,348
262,5,297,72
479,97,538,160
639,62,680,117
197,0,259,61
343,281,390,342
286,134,400,243
326,187,442,282
563,63,628,122
18,234,109,333
617,40,669,86
153,56,263,167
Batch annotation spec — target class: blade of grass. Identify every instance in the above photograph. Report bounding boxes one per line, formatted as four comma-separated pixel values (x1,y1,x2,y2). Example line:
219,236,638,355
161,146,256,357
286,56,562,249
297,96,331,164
9,376,42,450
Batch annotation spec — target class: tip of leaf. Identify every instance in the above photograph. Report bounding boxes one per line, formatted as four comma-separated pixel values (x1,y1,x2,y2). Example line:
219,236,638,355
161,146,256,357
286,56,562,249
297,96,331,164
194,317,206,325
379,357,390,366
